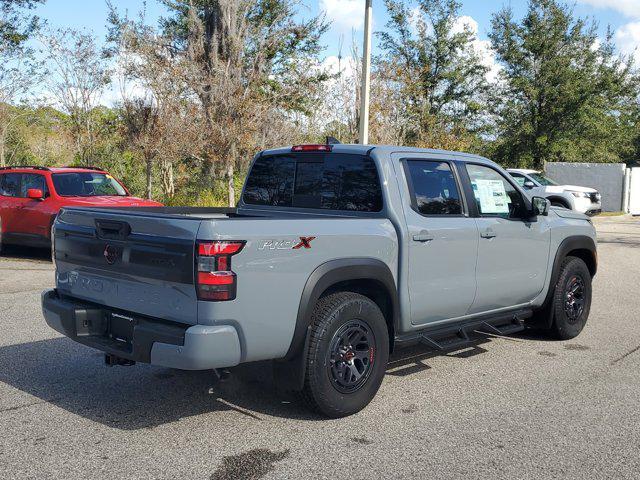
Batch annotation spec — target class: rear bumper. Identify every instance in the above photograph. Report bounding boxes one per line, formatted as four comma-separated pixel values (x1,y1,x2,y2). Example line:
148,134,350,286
41,289,241,370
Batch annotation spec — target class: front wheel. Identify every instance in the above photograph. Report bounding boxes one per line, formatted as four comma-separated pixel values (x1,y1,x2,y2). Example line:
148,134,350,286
550,256,592,339
302,292,389,418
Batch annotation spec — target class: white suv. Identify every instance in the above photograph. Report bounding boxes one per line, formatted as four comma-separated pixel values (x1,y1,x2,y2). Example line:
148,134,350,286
507,169,602,216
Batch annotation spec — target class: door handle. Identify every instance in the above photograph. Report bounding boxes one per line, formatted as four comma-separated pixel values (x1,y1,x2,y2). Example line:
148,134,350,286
480,229,496,239
413,231,434,242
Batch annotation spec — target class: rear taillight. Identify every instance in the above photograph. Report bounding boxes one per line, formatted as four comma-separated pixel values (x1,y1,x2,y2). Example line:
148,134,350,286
196,241,245,301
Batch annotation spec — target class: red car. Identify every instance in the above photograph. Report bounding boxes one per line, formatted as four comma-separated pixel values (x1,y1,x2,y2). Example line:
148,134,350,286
0,166,162,253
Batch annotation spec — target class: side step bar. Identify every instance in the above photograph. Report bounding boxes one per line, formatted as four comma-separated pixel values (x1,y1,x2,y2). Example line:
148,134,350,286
396,309,531,352
476,320,526,336
419,328,471,352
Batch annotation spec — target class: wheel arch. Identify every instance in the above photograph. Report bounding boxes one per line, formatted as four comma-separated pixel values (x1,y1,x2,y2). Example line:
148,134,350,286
533,235,597,329
285,258,399,361
547,196,572,209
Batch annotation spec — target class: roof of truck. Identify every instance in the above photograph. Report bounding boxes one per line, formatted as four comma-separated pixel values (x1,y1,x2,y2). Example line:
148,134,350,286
260,144,494,163
506,168,539,174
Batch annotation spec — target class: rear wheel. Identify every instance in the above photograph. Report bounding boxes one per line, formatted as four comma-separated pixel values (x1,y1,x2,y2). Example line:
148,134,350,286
302,292,389,418
550,256,592,339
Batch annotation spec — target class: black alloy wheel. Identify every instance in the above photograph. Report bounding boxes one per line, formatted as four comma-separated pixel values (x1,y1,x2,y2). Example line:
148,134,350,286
328,320,376,394
551,256,592,340
302,292,389,418
563,275,586,323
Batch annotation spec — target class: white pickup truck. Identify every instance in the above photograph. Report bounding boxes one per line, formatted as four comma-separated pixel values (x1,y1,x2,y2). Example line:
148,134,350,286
42,144,597,417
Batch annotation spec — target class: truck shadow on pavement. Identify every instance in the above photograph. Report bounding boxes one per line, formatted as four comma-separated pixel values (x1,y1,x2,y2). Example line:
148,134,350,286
0,333,511,428
0,245,52,262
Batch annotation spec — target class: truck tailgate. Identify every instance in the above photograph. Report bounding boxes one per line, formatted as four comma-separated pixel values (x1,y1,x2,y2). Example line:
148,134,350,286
53,207,201,324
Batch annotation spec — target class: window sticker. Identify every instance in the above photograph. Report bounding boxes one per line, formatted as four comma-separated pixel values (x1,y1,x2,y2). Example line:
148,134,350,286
472,179,509,214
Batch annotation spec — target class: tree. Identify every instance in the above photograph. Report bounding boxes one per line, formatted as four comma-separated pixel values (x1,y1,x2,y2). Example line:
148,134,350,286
120,98,162,199
0,0,45,166
489,0,639,169
110,0,329,206
1,0,43,47
377,0,489,148
42,28,111,165
318,36,361,144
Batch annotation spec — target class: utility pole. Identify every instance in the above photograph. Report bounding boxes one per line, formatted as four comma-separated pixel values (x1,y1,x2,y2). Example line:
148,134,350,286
358,0,373,145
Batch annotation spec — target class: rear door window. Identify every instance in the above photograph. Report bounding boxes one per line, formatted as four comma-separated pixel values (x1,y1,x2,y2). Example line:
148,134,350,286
0,174,21,197
404,161,463,215
243,153,383,212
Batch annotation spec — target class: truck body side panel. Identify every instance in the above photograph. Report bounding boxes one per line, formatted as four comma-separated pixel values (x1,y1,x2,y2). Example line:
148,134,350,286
196,217,397,362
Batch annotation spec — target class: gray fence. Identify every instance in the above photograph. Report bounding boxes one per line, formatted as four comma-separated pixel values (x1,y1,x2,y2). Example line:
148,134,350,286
544,162,626,212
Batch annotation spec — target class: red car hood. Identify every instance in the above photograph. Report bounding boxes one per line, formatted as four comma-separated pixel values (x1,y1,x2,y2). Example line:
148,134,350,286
62,196,163,207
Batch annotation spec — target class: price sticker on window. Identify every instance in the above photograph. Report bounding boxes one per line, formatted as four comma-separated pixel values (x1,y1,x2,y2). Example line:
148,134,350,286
473,179,509,214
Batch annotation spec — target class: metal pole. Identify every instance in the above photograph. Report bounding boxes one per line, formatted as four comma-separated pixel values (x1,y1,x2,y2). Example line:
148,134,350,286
358,0,373,145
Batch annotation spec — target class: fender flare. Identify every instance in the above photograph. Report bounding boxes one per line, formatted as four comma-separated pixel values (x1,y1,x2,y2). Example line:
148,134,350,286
283,257,399,361
551,235,597,284
535,235,597,328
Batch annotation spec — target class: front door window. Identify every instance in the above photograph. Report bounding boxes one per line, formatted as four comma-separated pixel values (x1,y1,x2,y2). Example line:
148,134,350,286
466,164,527,219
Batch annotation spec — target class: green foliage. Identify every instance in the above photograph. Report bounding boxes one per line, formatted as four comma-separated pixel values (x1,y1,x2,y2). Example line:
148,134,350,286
488,0,640,169
162,172,245,206
376,0,489,147
0,0,44,48
158,0,329,116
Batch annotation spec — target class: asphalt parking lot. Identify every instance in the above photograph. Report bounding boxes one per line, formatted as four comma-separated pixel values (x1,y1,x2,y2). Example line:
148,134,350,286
1,215,639,479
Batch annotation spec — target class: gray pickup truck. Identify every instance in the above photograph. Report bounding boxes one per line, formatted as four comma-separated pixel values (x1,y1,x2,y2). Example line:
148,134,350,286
42,144,597,417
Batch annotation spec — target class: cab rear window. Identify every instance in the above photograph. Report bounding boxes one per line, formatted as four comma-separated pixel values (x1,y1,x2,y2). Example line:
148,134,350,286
243,153,383,212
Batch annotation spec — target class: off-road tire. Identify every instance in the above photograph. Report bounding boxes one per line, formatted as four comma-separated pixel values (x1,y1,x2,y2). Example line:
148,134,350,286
302,292,389,418
550,256,592,340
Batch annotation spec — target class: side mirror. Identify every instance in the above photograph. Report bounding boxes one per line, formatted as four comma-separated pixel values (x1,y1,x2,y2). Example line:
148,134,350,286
532,196,550,216
27,188,44,200
523,181,535,189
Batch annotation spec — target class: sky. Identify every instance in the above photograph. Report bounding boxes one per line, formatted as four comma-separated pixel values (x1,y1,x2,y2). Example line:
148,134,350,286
30,0,640,104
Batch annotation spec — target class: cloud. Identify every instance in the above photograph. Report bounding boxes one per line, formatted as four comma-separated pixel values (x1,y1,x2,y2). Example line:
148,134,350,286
320,0,366,34
452,16,502,83
615,21,640,62
452,15,479,35
322,55,357,78
578,0,640,18
577,2,640,63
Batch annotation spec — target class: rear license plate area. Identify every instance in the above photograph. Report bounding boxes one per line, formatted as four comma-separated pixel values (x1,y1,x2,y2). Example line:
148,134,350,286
108,313,136,348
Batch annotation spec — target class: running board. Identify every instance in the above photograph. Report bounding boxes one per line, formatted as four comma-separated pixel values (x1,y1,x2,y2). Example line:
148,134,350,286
396,309,530,352
476,320,525,336
419,328,471,352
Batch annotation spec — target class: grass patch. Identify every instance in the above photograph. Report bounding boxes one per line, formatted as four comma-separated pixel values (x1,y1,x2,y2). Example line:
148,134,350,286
596,211,625,217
